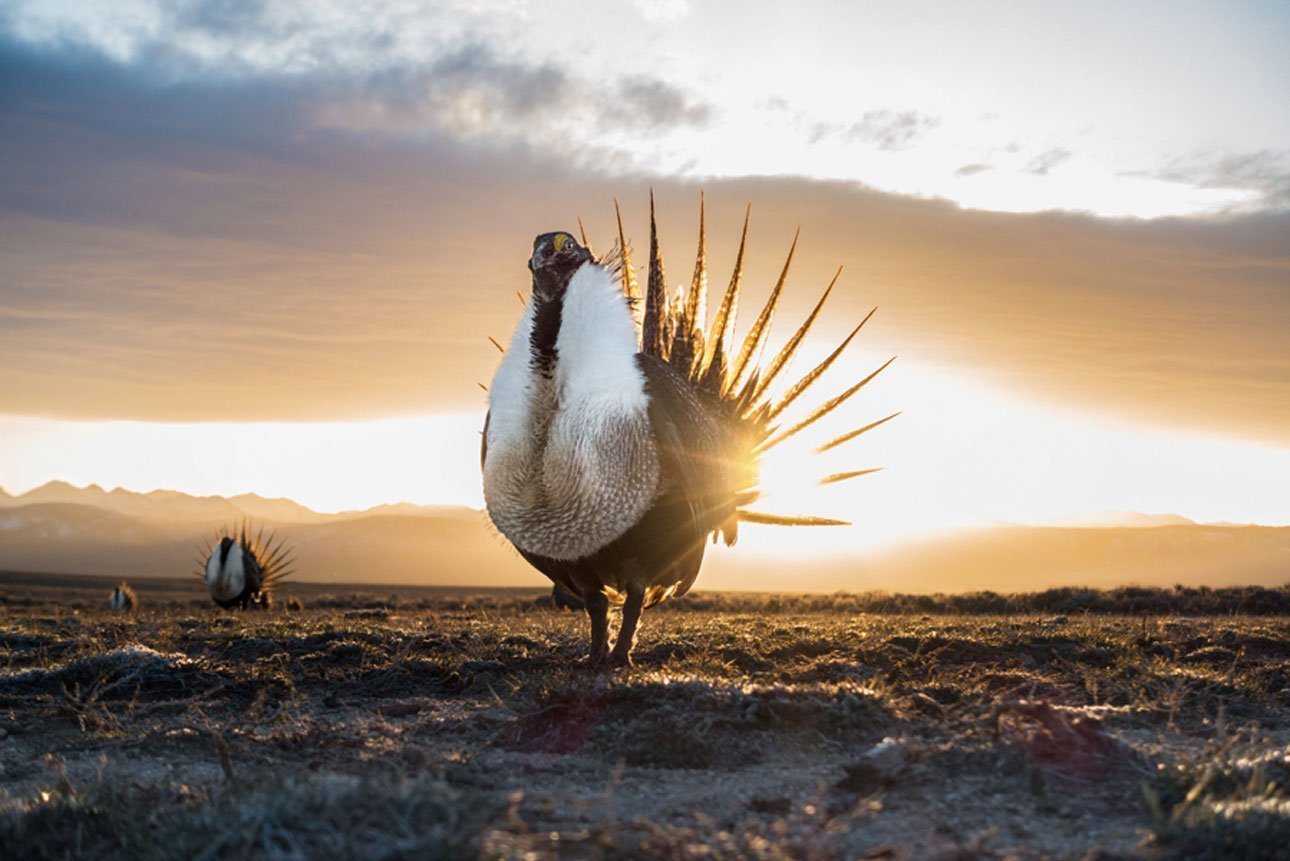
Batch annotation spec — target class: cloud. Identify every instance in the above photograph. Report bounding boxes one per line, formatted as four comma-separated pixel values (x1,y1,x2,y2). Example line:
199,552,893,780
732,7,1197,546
321,45,575,137
1025,147,1071,175
6,3,1280,219
812,110,939,152
6,0,429,73
320,46,710,139
168,0,273,36
955,163,991,177
611,76,710,129
1149,149,1290,209
1,35,1289,449
632,0,692,22
1,3,710,148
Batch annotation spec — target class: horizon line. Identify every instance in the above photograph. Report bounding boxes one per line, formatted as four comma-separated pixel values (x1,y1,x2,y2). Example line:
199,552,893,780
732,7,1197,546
5,477,1289,533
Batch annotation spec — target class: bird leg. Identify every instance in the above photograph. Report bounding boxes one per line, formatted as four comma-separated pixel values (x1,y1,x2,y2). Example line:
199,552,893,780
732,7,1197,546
584,591,610,668
609,585,646,668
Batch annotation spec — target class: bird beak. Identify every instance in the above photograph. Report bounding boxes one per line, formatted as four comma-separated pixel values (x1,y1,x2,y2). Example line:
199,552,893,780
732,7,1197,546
530,241,548,272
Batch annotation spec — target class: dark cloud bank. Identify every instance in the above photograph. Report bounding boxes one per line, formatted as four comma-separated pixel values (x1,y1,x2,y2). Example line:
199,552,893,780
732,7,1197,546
2,39,1289,448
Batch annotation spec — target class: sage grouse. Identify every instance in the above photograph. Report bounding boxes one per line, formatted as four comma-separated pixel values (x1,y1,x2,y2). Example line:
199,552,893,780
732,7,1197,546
108,582,137,612
199,523,294,610
482,196,895,667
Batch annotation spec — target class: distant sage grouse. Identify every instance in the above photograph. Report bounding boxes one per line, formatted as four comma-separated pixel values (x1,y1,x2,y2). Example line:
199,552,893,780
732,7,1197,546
109,581,137,612
198,523,294,610
482,196,895,667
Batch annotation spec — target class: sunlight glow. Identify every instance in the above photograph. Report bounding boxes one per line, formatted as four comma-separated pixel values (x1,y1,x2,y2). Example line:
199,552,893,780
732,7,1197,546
719,352,1290,556
0,413,486,514
5,361,1290,558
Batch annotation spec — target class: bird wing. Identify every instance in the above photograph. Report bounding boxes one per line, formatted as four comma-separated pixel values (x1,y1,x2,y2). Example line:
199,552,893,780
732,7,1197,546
638,354,736,543
243,546,265,593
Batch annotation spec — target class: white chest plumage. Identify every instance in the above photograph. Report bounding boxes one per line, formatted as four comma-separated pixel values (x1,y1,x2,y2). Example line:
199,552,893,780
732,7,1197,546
206,542,246,602
483,262,660,560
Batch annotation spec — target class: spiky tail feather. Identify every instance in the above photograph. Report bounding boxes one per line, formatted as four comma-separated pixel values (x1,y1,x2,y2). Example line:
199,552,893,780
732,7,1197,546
606,194,896,530
193,519,297,593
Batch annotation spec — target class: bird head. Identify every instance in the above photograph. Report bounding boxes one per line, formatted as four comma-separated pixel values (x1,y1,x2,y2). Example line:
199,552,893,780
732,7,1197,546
529,231,592,301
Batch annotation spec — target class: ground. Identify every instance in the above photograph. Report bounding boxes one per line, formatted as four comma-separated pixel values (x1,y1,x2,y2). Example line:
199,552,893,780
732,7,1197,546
1,574,1288,860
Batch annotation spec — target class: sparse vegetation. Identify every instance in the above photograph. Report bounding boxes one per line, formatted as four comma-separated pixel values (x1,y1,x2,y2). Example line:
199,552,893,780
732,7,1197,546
1,573,1287,858
663,583,1290,617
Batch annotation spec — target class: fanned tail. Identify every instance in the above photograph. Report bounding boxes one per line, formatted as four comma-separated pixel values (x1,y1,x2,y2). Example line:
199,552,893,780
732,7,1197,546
735,511,850,527
614,199,642,332
192,518,296,589
252,524,297,587
725,226,798,400
641,190,668,358
192,525,222,580
607,193,896,532
697,204,749,397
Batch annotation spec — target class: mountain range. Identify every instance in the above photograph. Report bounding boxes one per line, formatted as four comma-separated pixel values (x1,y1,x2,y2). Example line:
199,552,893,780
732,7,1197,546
1,482,1287,593
0,481,533,588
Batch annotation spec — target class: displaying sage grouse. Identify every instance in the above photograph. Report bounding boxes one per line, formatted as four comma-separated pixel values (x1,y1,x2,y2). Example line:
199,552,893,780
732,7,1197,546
482,196,895,667
108,582,137,612
198,523,294,610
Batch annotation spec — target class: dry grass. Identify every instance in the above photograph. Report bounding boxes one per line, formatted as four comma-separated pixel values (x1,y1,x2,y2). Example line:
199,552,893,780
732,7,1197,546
1,578,1287,859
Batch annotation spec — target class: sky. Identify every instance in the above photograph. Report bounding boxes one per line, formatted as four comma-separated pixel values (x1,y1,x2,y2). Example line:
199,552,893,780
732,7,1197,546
2,1,1289,553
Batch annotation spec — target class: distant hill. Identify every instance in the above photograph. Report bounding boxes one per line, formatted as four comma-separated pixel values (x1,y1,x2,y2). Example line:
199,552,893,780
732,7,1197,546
0,481,325,525
1057,511,1197,528
0,502,168,544
332,502,473,520
0,482,1286,592
0,498,532,587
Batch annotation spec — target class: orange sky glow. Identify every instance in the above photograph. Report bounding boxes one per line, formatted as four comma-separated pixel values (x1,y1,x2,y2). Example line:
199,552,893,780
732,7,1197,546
2,1,1288,566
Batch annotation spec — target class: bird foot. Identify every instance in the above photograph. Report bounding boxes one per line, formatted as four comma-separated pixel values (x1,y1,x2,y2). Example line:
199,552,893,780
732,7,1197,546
607,650,633,669
585,648,610,670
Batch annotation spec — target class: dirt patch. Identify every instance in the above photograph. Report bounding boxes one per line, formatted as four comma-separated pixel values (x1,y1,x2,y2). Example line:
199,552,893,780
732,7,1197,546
994,700,1145,785
504,679,889,770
